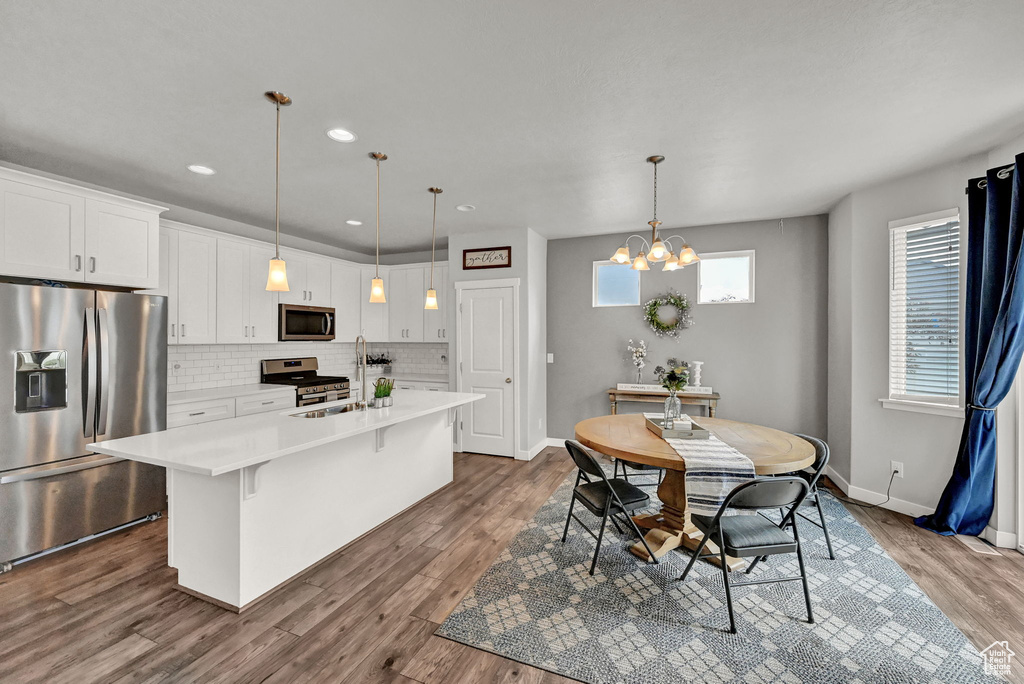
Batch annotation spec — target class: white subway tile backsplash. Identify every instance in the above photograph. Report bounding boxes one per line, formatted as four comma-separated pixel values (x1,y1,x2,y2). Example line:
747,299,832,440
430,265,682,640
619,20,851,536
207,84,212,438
167,341,449,392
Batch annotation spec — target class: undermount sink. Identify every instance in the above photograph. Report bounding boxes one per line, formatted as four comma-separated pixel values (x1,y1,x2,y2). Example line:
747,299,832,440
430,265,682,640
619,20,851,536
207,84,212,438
293,403,363,418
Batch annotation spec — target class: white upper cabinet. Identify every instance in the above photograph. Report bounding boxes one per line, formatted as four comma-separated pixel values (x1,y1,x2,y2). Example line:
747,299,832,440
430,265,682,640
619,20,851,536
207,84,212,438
0,180,85,281
83,200,160,288
278,251,332,306
175,230,217,344
140,226,178,344
215,239,279,344
360,265,389,342
0,168,163,288
331,261,362,342
305,257,331,307
423,263,449,341
248,245,279,343
389,266,426,342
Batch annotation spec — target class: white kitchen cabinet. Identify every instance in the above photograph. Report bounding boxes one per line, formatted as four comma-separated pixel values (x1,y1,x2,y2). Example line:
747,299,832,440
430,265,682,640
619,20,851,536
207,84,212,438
389,265,426,341
423,263,449,341
216,239,279,344
167,397,236,429
0,179,85,281
360,265,389,342
175,230,218,344
83,199,159,288
0,168,163,288
278,251,332,306
331,261,362,342
140,226,179,344
248,245,279,343
235,392,294,416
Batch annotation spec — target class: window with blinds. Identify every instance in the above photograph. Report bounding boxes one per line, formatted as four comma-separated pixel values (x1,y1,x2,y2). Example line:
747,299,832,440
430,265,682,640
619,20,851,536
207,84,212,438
888,210,961,406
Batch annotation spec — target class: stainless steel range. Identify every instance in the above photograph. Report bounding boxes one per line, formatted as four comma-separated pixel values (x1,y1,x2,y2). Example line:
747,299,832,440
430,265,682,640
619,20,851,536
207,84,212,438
260,357,350,407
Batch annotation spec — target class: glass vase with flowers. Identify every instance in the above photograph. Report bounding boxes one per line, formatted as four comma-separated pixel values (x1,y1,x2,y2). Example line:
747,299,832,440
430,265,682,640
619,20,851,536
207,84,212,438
654,359,689,429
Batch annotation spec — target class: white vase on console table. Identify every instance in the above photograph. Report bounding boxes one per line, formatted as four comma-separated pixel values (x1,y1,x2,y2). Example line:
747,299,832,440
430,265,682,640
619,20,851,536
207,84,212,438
689,361,704,387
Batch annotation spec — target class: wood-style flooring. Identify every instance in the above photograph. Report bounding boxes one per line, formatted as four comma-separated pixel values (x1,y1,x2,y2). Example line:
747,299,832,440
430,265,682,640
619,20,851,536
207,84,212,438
0,449,1022,683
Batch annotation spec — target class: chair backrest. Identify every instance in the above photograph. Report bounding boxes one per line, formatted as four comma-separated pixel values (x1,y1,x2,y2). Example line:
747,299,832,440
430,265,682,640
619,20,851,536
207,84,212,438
722,477,808,512
794,434,829,483
564,440,608,481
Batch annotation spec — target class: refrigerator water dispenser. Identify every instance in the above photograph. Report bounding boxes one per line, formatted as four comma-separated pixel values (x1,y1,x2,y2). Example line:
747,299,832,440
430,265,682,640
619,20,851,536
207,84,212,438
15,350,68,412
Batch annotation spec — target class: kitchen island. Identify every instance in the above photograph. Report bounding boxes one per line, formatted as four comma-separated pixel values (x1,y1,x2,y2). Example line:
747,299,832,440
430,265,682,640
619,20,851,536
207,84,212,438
89,391,482,612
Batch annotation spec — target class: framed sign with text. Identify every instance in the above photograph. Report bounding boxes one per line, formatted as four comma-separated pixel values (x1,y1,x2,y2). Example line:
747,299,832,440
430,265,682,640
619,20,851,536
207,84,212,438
463,246,512,270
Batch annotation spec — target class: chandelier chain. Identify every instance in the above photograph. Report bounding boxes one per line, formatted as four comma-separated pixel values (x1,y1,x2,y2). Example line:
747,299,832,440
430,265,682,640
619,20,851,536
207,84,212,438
653,160,657,222
430,191,437,288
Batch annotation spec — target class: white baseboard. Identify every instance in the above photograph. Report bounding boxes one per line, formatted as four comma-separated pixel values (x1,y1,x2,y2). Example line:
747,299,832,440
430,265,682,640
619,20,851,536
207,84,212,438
824,466,933,518
516,439,550,461
545,437,566,449
982,525,1018,549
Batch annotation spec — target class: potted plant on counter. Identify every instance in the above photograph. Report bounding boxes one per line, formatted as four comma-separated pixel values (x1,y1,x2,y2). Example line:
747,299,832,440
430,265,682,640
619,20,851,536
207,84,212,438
372,378,394,408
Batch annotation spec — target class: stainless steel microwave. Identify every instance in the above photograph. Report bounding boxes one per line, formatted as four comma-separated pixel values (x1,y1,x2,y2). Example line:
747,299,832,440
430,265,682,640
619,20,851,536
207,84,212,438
278,304,336,341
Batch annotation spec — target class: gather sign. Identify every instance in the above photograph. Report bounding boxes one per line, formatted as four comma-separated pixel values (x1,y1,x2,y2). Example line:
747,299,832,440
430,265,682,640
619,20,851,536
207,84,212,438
463,246,512,270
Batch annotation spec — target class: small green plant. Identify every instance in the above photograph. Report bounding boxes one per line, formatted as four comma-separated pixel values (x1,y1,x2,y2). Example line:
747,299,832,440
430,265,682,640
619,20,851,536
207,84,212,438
373,377,394,398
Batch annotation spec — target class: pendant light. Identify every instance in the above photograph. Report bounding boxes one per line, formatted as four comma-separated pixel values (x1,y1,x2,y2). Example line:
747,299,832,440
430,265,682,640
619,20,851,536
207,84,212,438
265,91,292,291
368,152,388,303
608,154,700,271
425,187,443,310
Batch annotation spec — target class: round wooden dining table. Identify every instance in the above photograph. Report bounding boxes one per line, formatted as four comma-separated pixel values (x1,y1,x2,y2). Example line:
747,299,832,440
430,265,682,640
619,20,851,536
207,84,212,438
574,413,815,569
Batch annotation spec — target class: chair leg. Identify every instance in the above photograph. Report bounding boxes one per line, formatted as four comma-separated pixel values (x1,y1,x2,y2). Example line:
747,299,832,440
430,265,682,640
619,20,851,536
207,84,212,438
718,530,737,634
561,494,576,543
623,509,659,565
793,516,814,624
814,490,835,560
613,459,621,479
744,554,763,575
590,503,610,576
677,531,711,582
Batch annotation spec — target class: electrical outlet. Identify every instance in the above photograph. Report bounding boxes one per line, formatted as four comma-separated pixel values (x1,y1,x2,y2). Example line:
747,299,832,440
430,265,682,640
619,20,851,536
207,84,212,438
890,460,904,478
546,353,554,363
440,353,447,363
171,363,183,377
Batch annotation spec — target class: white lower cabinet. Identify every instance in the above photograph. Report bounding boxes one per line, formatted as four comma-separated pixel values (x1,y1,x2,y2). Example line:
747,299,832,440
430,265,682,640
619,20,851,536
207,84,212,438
168,398,236,429
168,390,295,428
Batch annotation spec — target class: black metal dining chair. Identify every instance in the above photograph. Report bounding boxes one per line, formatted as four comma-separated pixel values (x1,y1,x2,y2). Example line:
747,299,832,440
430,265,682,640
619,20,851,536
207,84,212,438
562,440,659,575
745,434,834,575
677,477,813,634
612,458,665,489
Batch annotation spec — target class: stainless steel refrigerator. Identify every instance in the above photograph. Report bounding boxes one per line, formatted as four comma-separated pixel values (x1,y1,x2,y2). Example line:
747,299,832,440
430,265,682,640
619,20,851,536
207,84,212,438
0,283,167,566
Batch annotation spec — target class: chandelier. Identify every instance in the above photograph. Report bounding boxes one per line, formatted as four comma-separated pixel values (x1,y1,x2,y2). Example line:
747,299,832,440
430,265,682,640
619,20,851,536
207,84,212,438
610,155,700,271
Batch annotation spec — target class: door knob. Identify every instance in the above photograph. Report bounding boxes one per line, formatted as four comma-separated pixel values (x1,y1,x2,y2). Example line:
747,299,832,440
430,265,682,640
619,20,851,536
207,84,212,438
505,378,512,383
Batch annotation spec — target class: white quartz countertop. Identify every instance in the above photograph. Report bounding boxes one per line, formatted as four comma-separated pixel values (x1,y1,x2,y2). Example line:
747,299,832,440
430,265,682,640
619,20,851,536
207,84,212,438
90,391,482,477
167,383,295,405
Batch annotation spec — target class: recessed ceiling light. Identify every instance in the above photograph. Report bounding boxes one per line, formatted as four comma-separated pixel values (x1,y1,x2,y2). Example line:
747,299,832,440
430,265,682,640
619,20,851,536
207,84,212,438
326,128,358,143
187,164,216,175
346,220,363,226
456,204,476,212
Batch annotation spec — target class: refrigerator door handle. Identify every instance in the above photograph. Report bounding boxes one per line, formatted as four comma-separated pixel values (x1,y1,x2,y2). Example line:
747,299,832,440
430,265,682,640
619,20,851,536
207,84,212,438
96,308,110,436
84,307,97,438
0,456,124,484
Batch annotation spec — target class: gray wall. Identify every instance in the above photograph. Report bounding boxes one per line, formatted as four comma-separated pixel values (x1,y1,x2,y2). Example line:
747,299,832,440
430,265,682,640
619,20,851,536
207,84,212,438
546,215,829,440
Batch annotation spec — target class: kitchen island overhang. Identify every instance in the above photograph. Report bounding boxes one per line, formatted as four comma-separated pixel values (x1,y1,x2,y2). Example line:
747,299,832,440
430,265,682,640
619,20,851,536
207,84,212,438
89,391,483,612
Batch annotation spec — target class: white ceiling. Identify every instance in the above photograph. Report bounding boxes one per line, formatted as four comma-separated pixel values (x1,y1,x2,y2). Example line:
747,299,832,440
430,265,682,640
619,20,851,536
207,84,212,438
3,0,1024,255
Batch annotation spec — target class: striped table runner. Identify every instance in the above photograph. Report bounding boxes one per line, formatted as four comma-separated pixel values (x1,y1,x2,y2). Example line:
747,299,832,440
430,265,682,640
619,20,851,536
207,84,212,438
644,413,755,516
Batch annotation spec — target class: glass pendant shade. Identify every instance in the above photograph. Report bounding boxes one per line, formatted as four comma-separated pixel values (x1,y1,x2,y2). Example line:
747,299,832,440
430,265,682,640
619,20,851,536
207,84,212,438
649,239,668,261
679,246,699,264
266,258,289,291
369,277,386,303
631,252,650,271
611,246,631,264
662,253,680,271
424,288,438,310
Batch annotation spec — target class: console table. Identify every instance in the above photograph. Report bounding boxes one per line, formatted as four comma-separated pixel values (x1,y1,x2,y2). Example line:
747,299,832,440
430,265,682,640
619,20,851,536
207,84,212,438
608,388,720,417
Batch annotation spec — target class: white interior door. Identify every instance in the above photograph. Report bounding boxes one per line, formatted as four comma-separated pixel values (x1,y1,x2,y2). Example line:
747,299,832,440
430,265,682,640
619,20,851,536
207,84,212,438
460,286,515,457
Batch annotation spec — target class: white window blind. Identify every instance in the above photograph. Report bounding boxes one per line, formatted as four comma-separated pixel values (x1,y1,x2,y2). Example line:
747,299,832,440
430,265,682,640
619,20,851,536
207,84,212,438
888,211,961,406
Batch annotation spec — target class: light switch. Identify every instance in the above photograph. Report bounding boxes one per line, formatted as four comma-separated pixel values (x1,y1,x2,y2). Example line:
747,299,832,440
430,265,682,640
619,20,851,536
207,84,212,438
546,353,554,364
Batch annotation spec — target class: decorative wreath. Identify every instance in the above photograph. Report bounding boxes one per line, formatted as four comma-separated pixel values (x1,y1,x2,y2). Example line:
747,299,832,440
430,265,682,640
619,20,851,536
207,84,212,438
643,290,694,339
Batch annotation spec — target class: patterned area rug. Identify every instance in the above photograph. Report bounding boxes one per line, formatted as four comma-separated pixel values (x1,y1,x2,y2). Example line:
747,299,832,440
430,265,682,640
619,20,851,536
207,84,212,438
437,465,998,683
